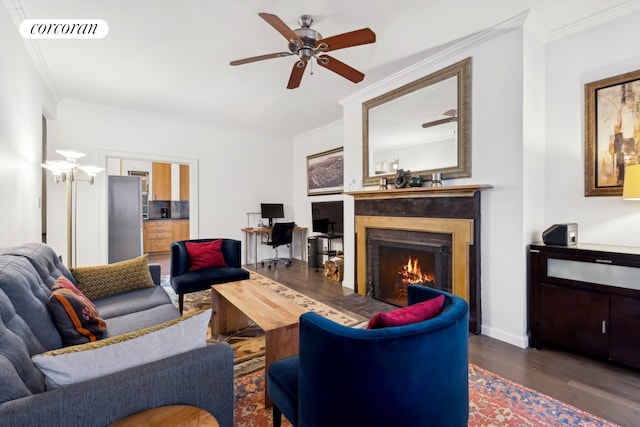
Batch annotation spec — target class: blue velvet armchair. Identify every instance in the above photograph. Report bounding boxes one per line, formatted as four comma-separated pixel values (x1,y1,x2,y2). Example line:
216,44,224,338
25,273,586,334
170,238,250,313
267,285,469,427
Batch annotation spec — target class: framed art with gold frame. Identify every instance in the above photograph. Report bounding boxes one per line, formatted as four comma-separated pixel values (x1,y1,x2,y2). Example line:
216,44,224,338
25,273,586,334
584,69,640,197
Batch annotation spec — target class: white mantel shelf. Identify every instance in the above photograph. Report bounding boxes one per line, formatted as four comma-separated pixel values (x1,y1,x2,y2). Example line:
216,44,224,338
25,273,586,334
344,184,493,200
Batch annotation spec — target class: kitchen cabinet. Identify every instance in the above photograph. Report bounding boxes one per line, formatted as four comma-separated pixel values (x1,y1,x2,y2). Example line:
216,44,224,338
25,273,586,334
529,243,640,368
144,219,189,253
151,162,189,201
151,162,171,200
173,219,189,241
180,164,189,201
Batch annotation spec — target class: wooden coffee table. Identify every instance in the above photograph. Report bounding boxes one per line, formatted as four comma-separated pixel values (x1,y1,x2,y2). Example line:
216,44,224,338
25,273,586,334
211,279,307,407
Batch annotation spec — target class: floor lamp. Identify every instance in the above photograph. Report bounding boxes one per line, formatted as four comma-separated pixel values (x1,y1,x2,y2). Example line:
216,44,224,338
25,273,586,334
42,149,104,267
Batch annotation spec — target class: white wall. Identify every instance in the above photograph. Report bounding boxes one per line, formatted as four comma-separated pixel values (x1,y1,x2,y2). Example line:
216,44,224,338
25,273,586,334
545,12,640,246
292,121,346,266
0,5,57,247
295,16,541,348
46,100,292,266
293,10,640,349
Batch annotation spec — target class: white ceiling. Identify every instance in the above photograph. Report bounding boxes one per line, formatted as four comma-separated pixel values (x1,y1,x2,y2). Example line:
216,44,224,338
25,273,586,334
10,0,640,138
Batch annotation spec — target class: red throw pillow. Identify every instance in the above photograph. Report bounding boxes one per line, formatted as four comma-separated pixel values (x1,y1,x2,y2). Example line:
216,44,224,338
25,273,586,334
367,294,445,329
186,240,227,271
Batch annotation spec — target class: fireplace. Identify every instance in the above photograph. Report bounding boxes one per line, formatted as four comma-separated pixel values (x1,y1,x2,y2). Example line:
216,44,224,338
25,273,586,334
367,228,451,307
349,185,489,333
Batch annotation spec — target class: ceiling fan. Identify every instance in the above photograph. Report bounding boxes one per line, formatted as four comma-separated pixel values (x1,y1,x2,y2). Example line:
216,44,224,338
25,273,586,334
421,109,458,129
230,13,376,89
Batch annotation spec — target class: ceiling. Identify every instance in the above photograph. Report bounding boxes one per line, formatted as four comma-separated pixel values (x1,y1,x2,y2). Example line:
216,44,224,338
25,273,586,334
11,0,640,138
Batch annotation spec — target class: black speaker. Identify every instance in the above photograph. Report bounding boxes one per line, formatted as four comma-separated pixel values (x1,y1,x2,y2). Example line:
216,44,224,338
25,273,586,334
542,223,578,246
308,237,319,268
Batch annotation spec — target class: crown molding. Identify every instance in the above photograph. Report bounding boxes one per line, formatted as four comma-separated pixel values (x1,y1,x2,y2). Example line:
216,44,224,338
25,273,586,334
522,11,550,42
3,0,62,102
340,11,529,105
547,0,640,41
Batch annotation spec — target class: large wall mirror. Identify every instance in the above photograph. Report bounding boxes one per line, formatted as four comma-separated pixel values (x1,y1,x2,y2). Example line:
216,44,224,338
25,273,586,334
362,57,471,186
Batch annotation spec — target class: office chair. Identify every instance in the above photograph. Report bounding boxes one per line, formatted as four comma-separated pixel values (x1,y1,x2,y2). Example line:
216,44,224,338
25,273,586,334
262,222,295,269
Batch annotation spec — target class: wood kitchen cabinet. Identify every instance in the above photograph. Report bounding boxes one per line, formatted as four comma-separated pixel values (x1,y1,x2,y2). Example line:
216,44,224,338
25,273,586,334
152,162,171,200
172,219,189,241
143,219,189,253
179,164,189,201
529,243,640,369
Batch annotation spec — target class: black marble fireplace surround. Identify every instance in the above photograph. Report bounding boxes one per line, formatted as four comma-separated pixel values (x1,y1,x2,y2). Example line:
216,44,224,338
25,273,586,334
350,186,488,334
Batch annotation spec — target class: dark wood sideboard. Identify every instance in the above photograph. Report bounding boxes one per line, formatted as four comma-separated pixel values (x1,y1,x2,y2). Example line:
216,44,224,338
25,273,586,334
529,243,640,369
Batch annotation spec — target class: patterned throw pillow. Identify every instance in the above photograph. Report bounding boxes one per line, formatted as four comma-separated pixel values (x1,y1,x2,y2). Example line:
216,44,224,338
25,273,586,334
32,309,210,389
70,254,155,300
48,276,107,345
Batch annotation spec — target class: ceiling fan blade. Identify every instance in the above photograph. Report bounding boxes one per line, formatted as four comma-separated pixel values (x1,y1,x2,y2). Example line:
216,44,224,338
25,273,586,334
317,55,365,83
230,52,291,66
421,117,458,128
287,61,307,89
318,28,376,52
259,12,303,44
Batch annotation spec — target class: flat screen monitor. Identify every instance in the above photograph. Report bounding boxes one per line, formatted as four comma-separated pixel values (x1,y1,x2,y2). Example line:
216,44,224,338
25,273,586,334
260,203,285,227
311,201,343,236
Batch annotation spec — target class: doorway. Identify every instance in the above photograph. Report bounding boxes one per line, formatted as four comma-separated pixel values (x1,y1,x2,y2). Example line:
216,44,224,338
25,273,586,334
99,151,198,263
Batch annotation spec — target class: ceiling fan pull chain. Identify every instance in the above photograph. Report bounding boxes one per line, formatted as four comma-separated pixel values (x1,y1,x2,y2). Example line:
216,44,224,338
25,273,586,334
310,59,314,76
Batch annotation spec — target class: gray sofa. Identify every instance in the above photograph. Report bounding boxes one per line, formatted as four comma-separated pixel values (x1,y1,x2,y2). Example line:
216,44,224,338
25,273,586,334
0,243,234,427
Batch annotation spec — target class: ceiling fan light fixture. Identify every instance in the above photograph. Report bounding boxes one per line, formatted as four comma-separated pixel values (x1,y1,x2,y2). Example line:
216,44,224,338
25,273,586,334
230,13,376,88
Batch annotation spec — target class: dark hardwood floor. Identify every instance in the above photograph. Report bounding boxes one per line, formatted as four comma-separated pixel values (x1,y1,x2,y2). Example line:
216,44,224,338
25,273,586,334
150,254,640,426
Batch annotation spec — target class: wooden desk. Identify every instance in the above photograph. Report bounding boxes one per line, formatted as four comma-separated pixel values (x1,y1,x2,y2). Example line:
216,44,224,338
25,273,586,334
211,279,307,407
109,405,219,427
241,226,307,269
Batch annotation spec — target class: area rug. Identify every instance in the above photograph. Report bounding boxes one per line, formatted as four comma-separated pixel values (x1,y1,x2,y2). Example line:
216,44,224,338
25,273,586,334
233,364,620,427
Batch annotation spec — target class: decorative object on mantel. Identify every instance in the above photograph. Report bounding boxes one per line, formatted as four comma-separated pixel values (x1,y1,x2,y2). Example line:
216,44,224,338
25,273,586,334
431,172,443,187
408,176,424,187
379,177,388,190
584,68,640,197
394,169,409,188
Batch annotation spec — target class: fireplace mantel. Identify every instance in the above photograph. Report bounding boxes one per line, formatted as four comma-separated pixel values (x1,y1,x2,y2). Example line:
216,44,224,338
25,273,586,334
348,183,490,333
345,184,492,200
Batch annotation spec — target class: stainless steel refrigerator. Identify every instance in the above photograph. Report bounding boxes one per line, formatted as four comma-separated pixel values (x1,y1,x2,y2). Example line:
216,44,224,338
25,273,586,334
108,175,143,263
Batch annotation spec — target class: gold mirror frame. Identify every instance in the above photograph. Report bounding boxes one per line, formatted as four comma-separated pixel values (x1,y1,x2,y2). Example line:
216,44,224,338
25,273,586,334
362,57,471,186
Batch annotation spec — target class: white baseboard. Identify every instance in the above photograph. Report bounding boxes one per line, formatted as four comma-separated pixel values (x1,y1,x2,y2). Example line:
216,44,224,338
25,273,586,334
480,325,529,349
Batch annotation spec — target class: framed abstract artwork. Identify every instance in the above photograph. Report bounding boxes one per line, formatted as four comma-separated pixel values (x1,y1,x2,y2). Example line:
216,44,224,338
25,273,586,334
584,69,640,196
307,147,344,196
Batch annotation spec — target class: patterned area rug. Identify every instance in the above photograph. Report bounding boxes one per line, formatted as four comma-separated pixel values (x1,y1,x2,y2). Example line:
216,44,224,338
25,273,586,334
173,271,360,373
234,364,620,427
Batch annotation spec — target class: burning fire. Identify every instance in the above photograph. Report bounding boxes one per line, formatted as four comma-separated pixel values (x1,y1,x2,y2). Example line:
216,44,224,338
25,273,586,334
397,257,435,297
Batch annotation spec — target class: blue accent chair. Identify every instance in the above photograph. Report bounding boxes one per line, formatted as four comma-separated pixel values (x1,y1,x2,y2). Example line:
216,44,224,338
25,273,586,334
267,285,469,427
170,238,250,313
